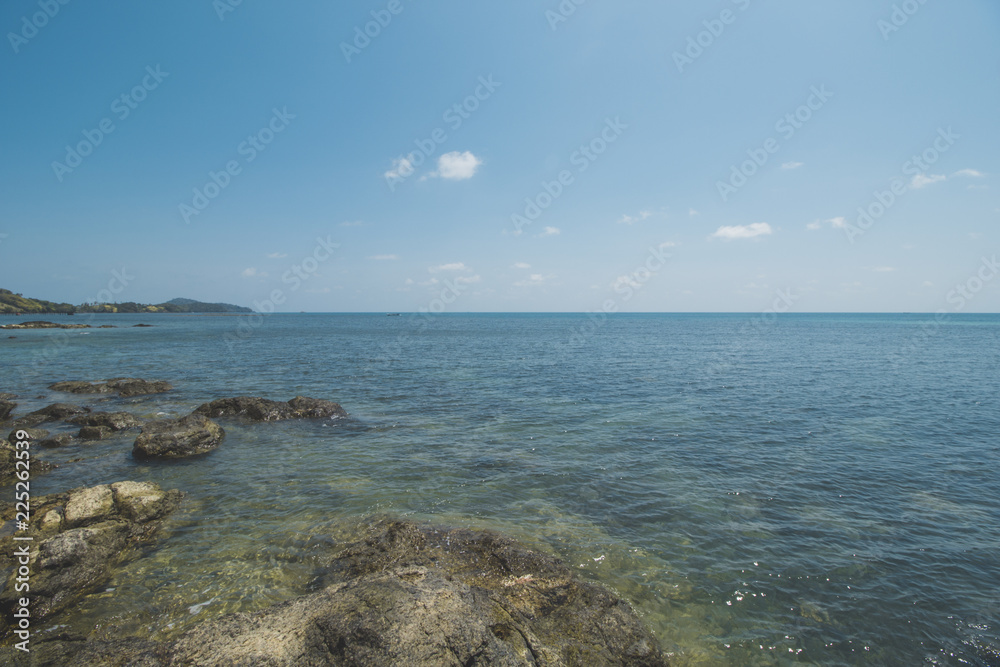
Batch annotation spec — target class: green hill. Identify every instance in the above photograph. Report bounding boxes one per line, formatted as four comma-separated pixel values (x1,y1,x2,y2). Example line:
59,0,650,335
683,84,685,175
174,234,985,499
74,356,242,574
0,289,251,314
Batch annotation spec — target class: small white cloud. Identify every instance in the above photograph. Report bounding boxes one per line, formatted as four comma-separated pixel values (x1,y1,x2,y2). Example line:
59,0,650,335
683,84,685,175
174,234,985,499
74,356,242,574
368,254,398,261
241,268,268,278
404,278,414,285
953,169,984,178
435,151,482,180
514,273,552,287
923,281,934,287
710,222,773,240
385,157,415,181
617,210,652,225
429,262,468,273
266,252,288,259
340,221,364,227
782,161,804,170
827,217,847,229
689,208,699,217
911,173,946,189
512,262,531,269
873,266,895,273
456,274,481,285
538,226,561,237
806,220,822,231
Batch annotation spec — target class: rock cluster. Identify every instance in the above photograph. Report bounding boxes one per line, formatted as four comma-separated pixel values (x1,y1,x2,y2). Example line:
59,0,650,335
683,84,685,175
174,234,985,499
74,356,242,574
132,414,225,459
0,482,183,631
49,377,173,398
193,396,348,422
7,519,668,666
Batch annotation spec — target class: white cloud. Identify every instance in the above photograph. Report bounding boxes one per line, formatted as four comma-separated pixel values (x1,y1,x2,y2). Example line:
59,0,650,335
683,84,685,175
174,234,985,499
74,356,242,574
953,169,984,178
266,252,288,259
514,273,552,288
782,161,804,170
710,222,773,240
538,226,560,237
241,267,268,278
923,281,934,287
806,220,822,231
873,266,895,273
368,254,398,261
689,208,699,217
456,274,481,285
910,173,946,189
827,217,847,229
429,262,468,273
512,262,531,269
435,151,482,180
404,278,414,285
384,157,415,181
617,210,652,225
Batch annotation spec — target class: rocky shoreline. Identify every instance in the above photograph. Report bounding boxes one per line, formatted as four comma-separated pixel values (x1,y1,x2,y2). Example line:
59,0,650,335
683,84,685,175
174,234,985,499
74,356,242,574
0,379,670,665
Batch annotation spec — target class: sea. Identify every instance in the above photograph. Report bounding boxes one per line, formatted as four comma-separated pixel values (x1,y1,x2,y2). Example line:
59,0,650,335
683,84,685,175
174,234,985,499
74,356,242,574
1,312,998,666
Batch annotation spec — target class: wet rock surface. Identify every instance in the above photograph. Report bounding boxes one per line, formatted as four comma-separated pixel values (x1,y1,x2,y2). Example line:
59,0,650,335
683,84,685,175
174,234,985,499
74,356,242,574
0,400,14,422
0,437,54,483
49,378,172,398
132,415,225,459
6,519,668,666
0,482,183,635
68,411,143,431
193,396,348,422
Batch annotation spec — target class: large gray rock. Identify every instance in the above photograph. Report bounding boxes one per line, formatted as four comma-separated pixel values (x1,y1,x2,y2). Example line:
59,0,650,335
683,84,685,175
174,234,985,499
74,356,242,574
132,414,225,459
193,396,348,422
0,482,183,634
10,519,669,666
49,378,172,398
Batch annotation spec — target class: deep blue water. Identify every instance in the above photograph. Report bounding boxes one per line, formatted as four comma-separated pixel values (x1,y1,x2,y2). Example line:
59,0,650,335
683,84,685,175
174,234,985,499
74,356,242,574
2,312,999,665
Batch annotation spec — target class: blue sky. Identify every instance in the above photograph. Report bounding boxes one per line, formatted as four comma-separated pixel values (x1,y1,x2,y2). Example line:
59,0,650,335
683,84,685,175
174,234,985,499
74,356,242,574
1,0,998,312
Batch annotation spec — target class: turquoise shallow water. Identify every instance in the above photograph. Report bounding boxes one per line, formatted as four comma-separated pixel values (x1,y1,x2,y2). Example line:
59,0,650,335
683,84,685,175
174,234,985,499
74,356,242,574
1,312,999,665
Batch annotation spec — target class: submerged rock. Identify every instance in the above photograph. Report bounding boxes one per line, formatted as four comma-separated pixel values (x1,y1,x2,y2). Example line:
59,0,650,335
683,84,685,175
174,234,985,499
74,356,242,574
0,437,55,483
7,403,90,430
12,519,669,666
132,414,225,459
0,481,183,636
78,425,115,441
49,378,172,398
69,411,143,431
39,433,74,448
193,396,348,422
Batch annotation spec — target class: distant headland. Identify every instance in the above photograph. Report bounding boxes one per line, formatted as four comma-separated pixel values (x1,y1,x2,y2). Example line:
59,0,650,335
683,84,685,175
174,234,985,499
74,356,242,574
0,289,251,315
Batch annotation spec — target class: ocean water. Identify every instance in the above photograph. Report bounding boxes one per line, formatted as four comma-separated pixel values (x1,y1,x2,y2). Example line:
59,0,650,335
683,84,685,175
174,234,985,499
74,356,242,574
1,312,999,665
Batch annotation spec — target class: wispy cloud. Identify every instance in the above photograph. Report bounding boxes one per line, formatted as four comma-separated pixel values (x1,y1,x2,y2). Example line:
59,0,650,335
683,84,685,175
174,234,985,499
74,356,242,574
538,226,561,237
266,252,288,259
953,168,984,178
429,262,468,273
910,173,946,189
806,221,822,231
710,222,773,240
368,254,398,261
384,157,415,182
616,210,652,225
514,273,552,287
782,161,804,170
873,266,895,273
512,262,530,269
689,208,699,217
241,267,268,278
